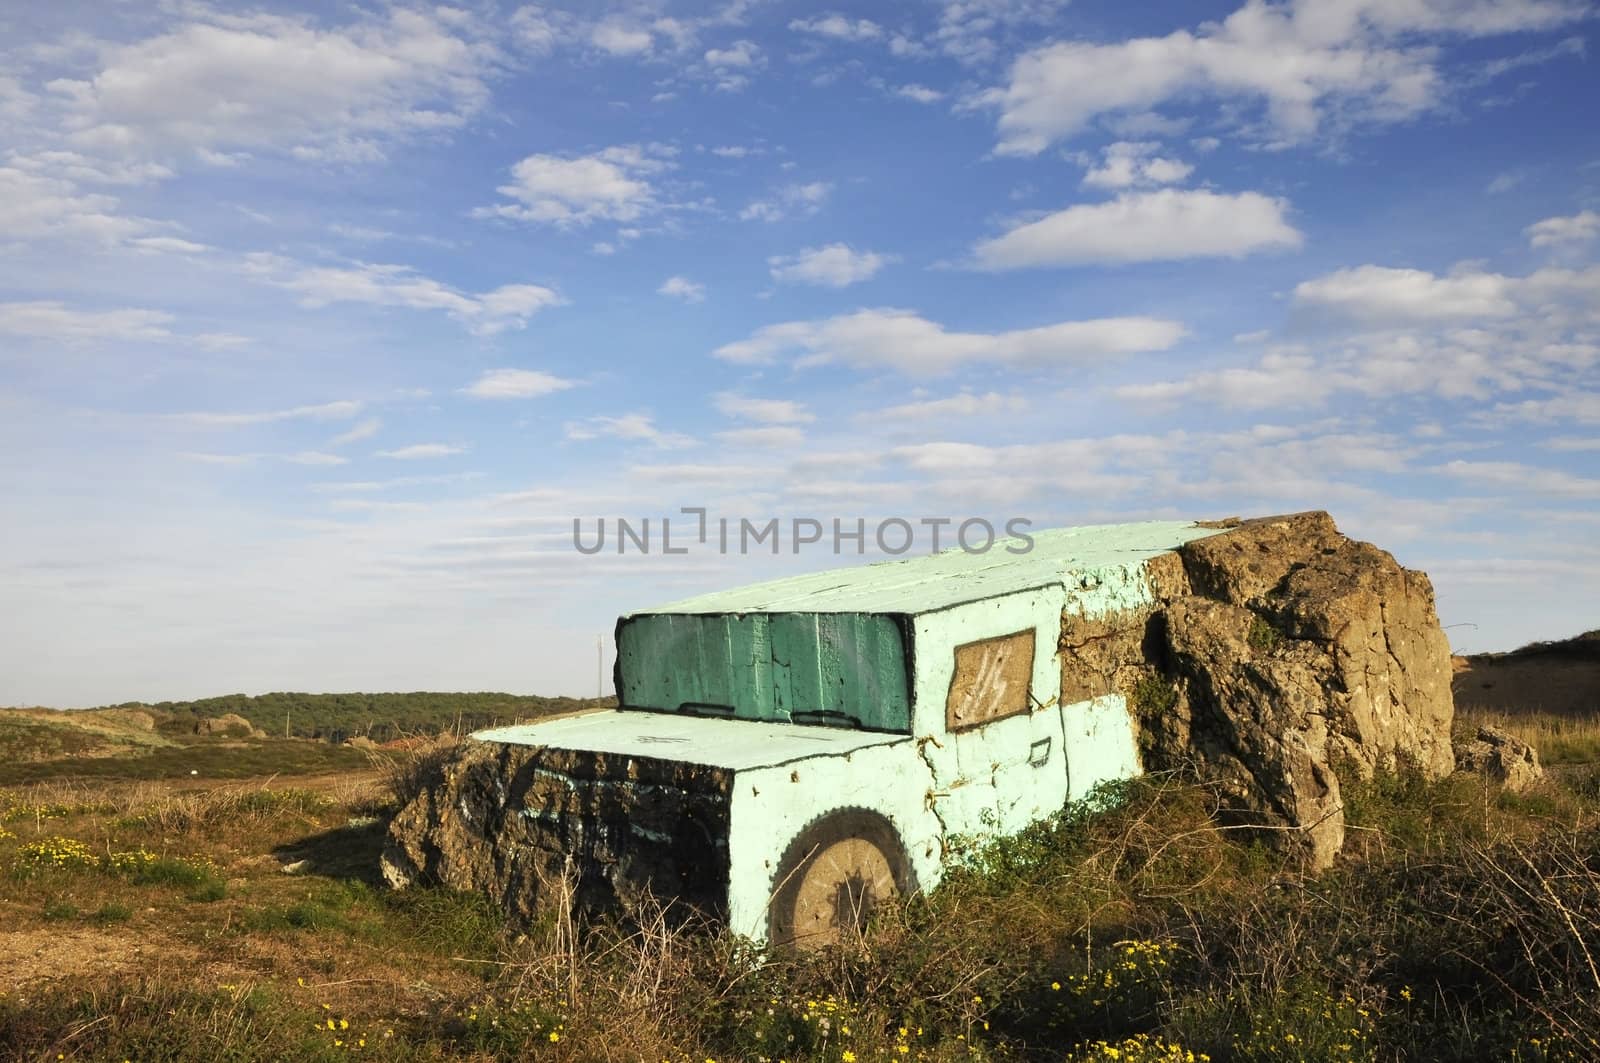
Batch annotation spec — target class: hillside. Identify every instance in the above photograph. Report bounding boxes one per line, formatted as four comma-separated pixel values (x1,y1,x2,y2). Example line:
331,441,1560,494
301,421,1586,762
99,690,611,743
1453,630,1600,717
0,692,611,786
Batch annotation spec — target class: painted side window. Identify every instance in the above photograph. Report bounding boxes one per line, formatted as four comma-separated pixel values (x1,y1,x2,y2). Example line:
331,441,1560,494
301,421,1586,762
944,629,1035,732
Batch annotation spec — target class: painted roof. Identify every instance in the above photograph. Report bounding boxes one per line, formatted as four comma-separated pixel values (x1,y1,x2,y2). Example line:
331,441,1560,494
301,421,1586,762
629,519,1222,616
474,709,909,770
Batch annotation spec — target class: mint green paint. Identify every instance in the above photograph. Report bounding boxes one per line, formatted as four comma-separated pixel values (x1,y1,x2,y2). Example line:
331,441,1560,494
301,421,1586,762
615,611,911,731
1062,694,1143,801
728,739,940,939
479,519,1231,943
634,520,1216,616
477,711,907,771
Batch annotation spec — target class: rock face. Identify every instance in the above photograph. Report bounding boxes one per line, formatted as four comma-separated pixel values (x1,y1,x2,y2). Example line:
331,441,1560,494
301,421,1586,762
1131,511,1456,868
1455,725,1544,792
380,738,731,924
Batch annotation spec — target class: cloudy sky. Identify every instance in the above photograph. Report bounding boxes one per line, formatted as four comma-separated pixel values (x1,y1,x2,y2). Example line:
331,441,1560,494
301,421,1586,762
2,0,1597,707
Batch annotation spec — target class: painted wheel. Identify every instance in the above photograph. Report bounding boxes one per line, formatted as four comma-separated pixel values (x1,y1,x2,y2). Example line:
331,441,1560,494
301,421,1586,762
768,808,913,949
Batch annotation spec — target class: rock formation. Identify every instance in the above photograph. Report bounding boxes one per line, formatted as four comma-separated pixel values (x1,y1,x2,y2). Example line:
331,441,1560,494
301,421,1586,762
381,740,732,924
1116,511,1455,868
1455,725,1544,793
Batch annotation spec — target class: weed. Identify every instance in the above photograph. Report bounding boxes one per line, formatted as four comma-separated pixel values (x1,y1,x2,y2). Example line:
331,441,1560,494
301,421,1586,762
1247,614,1283,653
94,901,133,923
1131,675,1179,717
43,898,79,921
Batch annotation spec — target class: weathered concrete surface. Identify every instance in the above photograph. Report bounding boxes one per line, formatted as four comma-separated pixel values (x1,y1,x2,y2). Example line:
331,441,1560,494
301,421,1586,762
380,739,732,924
1455,724,1544,792
1128,511,1456,868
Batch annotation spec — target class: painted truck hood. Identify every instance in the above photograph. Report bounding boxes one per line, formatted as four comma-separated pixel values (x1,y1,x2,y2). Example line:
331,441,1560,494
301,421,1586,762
473,710,910,771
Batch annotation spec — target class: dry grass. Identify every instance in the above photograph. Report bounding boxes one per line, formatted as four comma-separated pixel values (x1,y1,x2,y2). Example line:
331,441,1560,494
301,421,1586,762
4,736,1600,1060
1457,705,1600,766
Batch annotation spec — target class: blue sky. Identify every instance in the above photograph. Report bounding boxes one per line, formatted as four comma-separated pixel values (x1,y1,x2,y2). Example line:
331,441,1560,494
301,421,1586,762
2,0,1597,707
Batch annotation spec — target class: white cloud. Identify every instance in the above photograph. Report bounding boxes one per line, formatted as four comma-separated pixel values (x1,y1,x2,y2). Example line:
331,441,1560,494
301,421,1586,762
286,451,348,466
713,308,1185,375
461,369,578,400
894,84,944,104
627,462,779,486
713,393,815,424
1117,352,1333,410
716,426,807,449
1544,436,1600,451
565,413,695,449
174,400,364,427
0,166,153,244
980,0,1585,154
705,40,761,67
658,276,707,302
768,244,892,287
877,391,1029,420
739,181,832,222
128,235,208,254
1293,265,1518,322
330,418,381,445
48,8,494,163
244,254,563,335
1486,171,1526,194
476,144,672,228
789,15,884,41
0,300,174,342
377,443,467,460
1526,210,1600,248
8,150,172,186
975,189,1301,268
1080,141,1194,189
591,20,655,55
1488,392,1600,425
937,0,1070,65
1123,263,1600,411
1435,460,1600,499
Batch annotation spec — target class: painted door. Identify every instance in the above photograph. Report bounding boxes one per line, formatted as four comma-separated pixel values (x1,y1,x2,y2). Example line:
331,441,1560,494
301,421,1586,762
946,628,1068,832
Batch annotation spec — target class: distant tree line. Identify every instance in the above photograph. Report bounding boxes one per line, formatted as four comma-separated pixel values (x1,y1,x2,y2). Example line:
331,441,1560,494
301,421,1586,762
101,691,613,745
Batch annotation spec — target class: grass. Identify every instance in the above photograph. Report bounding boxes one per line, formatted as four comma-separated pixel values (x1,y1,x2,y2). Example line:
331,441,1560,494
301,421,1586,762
0,735,375,785
2,707,1600,1061
1457,705,1600,765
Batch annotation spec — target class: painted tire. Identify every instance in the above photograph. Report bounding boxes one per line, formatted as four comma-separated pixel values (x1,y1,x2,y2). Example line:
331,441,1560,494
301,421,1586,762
767,807,914,949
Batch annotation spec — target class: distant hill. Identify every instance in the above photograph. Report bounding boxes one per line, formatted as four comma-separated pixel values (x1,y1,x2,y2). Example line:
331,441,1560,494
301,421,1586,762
1453,630,1600,717
0,692,614,785
99,691,614,744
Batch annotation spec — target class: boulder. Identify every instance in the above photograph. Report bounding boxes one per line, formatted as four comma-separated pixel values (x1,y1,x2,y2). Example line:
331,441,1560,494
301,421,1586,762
380,739,732,925
1454,725,1544,792
194,713,257,738
1132,511,1456,869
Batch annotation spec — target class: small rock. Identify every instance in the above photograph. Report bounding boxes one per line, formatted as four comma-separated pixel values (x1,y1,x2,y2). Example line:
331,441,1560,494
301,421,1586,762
1455,725,1544,792
280,859,311,875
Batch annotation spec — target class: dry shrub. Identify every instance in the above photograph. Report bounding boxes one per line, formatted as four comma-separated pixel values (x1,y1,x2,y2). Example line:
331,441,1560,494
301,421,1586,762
124,784,331,835
373,732,462,810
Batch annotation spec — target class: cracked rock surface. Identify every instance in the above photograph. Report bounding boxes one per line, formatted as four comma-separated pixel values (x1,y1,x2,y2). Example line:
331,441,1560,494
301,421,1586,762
1145,511,1454,868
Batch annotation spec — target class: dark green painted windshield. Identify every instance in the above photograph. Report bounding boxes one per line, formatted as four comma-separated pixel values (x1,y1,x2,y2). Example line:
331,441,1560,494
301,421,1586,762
615,612,912,733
